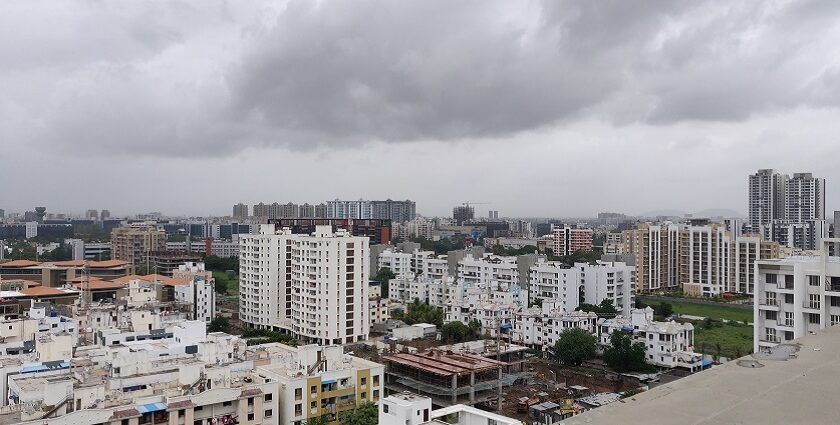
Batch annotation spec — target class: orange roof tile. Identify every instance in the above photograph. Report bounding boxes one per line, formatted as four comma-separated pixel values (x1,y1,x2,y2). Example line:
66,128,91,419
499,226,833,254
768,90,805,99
110,274,146,285
49,260,88,267
20,287,77,297
88,260,130,268
1,260,42,268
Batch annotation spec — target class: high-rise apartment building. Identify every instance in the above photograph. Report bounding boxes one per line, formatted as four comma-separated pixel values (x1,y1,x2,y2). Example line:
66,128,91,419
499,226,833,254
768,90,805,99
679,222,731,297
327,199,372,219
85,209,99,220
452,205,474,225
239,224,370,344
749,169,788,229
622,223,681,294
278,202,299,218
232,203,249,218
110,225,166,266
550,225,593,256
370,199,416,223
748,169,827,250
99,209,110,220
624,222,782,296
786,173,825,222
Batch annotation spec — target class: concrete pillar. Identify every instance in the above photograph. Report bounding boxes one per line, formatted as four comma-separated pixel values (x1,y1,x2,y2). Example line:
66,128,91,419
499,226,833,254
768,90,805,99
451,374,458,405
469,372,475,404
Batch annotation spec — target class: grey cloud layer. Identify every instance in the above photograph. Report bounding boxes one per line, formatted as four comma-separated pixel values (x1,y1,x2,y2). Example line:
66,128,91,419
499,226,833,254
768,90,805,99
2,0,840,157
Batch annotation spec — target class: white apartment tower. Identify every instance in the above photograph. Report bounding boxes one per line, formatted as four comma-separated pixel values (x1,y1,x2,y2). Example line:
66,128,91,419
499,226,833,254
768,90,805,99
239,224,370,344
754,240,840,353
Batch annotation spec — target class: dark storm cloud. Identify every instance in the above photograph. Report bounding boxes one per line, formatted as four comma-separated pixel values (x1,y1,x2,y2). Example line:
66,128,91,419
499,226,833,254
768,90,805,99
2,0,840,157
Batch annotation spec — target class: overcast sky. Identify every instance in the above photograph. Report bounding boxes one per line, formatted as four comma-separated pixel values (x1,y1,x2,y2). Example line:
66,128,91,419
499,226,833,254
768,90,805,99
2,0,840,218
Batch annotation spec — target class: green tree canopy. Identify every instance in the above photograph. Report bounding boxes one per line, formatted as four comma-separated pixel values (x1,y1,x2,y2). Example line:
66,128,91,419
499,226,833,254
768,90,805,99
551,328,597,366
338,401,378,425
603,331,649,372
207,316,230,333
402,299,443,327
440,319,483,343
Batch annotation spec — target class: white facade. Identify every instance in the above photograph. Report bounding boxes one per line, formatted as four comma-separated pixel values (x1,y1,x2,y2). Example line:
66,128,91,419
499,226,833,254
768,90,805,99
511,302,598,351
754,244,840,353
379,392,523,425
172,262,217,323
239,224,370,344
529,261,580,312
598,308,701,369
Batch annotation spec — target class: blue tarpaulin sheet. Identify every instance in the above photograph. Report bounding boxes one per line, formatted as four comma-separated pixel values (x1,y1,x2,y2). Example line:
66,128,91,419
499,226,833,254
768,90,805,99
321,379,337,385
137,402,167,413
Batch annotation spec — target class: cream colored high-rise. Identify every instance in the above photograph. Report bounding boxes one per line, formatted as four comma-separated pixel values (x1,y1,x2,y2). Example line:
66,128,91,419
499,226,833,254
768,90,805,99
110,225,166,266
622,223,680,294
624,223,781,296
239,224,370,345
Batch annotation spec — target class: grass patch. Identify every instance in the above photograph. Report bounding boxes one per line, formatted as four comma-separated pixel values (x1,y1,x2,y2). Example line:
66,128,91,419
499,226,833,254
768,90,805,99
692,321,753,359
642,298,753,323
212,271,240,296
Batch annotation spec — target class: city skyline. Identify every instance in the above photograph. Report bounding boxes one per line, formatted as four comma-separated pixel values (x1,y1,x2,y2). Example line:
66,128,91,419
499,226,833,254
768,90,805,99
3,1,840,216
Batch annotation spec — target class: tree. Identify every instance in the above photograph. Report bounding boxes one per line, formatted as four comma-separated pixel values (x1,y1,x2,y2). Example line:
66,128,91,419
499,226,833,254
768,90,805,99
207,316,230,333
304,415,330,425
441,322,472,343
551,328,597,366
603,331,649,372
214,279,229,294
656,302,674,318
374,267,396,296
597,299,618,319
403,299,443,327
338,401,378,425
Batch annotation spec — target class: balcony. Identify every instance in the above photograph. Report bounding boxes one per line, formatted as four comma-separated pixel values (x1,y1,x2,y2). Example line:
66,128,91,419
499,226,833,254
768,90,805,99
803,302,820,311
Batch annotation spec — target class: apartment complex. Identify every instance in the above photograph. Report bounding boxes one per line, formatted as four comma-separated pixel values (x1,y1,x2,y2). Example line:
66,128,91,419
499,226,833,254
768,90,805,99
239,224,370,344
598,308,702,370
754,242,840,352
256,343,384,425
529,260,633,316
747,169,827,249
326,199,416,222
550,225,594,256
233,202,249,218
624,222,781,296
110,225,166,266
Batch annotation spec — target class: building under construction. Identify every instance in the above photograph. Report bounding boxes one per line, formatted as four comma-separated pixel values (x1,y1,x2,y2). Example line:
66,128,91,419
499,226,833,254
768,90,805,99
384,349,525,408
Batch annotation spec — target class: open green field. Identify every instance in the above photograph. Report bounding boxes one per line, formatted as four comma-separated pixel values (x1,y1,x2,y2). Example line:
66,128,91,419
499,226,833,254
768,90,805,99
212,271,239,296
692,322,753,359
640,297,754,323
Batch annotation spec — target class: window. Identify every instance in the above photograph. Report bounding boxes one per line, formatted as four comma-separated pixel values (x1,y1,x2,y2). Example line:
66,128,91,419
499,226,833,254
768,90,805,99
766,274,777,284
265,393,273,402
383,404,389,414
361,377,367,386
222,401,232,407
784,312,794,327
809,313,821,324
295,388,302,400
265,409,272,418
310,385,317,394
831,315,840,326
373,375,380,386
361,392,367,399
373,389,379,400
784,294,794,304
809,275,820,286
247,413,254,421
295,404,302,416
765,310,777,320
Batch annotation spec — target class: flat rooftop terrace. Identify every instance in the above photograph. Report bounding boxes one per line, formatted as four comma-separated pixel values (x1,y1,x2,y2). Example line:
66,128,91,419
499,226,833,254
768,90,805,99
562,325,840,424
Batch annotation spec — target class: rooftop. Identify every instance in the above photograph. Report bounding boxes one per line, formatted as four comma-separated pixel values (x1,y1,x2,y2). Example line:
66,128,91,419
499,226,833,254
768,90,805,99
562,325,840,424
383,350,506,376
